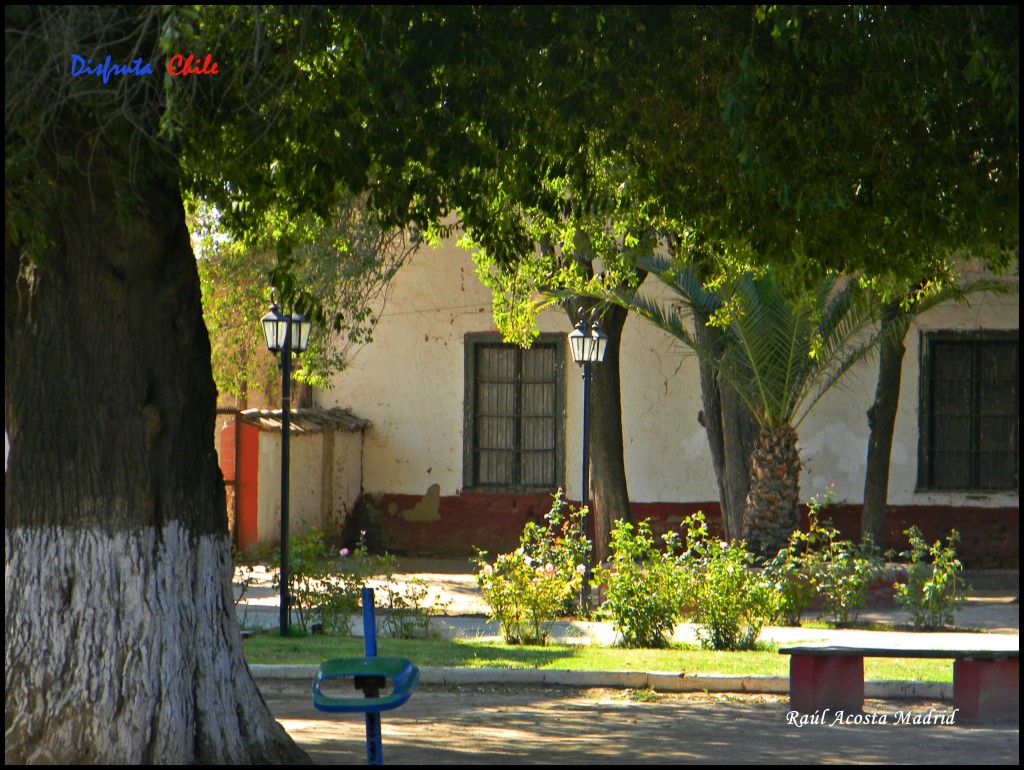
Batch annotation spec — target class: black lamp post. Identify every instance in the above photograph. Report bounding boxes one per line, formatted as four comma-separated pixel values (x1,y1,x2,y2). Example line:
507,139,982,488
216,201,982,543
261,302,312,636
567,309,608,608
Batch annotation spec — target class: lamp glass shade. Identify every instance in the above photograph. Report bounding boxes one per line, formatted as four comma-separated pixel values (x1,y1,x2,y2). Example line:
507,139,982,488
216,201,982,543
590,323,609,363
568,324,587,364
261,304,288,352
569,320,608,364
291,314,312,353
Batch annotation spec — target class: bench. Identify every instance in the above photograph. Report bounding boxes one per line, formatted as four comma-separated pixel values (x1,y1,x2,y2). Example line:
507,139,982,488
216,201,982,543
780,645,1019,718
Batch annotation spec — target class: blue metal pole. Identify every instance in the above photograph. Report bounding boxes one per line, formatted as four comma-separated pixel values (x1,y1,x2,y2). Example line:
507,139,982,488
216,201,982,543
361,587,383,764
362,587,378,657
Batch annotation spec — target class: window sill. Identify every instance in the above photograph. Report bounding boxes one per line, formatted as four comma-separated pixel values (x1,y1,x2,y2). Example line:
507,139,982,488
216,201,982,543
911,490,1020,507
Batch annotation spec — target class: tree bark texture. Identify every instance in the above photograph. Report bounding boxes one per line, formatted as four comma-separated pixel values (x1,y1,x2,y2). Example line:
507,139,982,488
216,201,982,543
743,424,802,559
693,321,757,540
588,304,633,563
5,155,308,763
861,306,908,550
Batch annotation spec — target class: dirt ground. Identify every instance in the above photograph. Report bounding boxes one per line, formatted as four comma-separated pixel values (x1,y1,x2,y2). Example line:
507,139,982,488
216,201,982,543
261,679,1019,765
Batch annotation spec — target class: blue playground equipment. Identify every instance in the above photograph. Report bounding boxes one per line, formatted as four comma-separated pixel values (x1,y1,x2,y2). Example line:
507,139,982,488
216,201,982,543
311,587,420,765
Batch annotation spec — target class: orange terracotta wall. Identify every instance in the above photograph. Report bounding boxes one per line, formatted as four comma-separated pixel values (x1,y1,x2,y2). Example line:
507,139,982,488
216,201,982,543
220,421,262,552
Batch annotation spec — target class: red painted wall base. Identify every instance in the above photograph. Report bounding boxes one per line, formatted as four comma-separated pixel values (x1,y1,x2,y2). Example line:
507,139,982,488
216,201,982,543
351,493,1019,568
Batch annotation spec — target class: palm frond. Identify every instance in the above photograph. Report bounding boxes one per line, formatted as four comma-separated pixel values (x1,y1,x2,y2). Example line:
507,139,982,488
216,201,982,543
555,256,1016,437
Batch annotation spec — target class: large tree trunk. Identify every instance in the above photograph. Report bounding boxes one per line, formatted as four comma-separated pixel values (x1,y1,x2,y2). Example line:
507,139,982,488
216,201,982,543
743,424,802,558
5,155,308,763
861,305,908,550
588,303,632,563
693,323,758,540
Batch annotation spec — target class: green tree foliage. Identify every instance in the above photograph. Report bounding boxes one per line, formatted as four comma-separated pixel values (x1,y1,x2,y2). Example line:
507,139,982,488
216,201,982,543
192,195,415,404
706,6,1019,546
191,202,279,406
467,154,653,560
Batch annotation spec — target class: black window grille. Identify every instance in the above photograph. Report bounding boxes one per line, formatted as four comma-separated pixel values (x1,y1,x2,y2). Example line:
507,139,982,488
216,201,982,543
919,331,1018,491
464,336,564,491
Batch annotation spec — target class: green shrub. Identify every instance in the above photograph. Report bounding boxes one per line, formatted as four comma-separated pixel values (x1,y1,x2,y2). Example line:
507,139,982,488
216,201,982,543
767,487,882,628
764,531,818,626
475,493,588,645
379,576,452,639
813,537,880,627
802,511,881,628
681,512,777,651
763,488,835,626
595,520,683,648
894,526,965,630
271,529,386,634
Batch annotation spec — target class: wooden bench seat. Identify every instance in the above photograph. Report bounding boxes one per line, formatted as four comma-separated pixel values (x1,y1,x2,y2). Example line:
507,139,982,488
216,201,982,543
780,645,1019,718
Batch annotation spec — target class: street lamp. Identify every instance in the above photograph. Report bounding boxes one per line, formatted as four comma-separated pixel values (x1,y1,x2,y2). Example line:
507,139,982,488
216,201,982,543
568,308,608,608
261,301,312,636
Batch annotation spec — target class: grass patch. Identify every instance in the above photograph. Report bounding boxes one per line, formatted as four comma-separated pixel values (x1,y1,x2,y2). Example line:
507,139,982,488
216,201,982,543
243,635,953,682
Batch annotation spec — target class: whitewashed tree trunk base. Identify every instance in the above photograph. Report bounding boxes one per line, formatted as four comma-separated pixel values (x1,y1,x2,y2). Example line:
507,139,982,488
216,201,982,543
5,524,306,764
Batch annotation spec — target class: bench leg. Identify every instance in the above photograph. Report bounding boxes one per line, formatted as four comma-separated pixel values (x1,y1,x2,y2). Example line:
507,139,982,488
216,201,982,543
790,655,864,713
954,658,1019,719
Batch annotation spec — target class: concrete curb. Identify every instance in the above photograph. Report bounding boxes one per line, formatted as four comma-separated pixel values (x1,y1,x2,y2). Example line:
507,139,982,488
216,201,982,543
249,665,948,700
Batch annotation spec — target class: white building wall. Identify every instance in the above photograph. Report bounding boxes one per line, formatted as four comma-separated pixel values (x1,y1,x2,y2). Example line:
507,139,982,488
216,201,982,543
257,430,326,537
890,287,1017,509
324,237,1018,510
330,431,365,530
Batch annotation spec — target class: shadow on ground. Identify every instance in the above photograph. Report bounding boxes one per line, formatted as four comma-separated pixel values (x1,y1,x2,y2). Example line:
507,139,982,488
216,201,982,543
262,680,1019,765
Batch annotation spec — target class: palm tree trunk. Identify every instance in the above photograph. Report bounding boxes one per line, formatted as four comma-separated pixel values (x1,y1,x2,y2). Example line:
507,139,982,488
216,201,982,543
743,423,801,558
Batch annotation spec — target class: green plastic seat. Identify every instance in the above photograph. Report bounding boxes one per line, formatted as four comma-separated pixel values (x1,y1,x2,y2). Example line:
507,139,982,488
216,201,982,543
312,656,420,714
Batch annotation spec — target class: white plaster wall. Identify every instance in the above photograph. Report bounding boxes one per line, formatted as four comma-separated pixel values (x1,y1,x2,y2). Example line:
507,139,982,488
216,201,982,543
257,430,325,538
795,281,1018,508
324,237,1018,509
795,350,879,504
330,431,364,530
324,243,490,498
323,237,720,503
617,312,716,501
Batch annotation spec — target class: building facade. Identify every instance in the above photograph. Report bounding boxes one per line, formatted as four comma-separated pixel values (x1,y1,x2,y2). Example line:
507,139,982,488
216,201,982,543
318,238,1019,567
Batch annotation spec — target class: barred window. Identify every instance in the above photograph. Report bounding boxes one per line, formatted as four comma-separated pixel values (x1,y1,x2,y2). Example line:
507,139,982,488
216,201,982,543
464,335,565,491
919,332,1019,491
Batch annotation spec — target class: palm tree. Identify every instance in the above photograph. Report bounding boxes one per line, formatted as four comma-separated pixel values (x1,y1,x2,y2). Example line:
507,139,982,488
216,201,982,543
608,256,881,557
